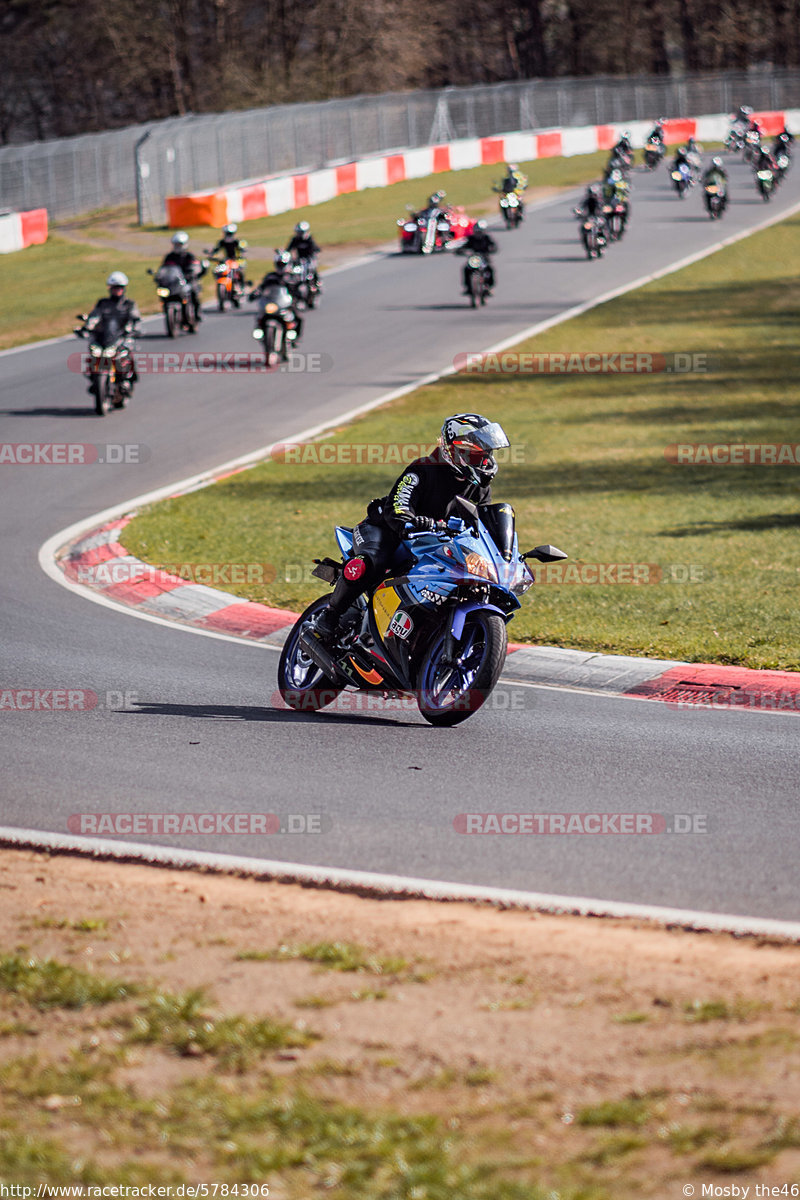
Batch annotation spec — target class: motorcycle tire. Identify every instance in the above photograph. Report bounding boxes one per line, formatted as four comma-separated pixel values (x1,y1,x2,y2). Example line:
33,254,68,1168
416,611,507,727
90,377,107,417
264,323,278,364
165,304,178,338
469,275,479,308
217,283,226,312
278,597,345,712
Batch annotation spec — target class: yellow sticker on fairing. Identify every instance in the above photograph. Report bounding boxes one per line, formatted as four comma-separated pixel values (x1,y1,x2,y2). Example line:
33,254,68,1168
372,584,402,640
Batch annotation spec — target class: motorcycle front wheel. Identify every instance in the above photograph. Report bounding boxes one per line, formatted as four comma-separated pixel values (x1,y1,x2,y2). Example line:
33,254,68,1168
416,611,507,727
165,303,179,338
91,374,110,417
277,597,345,712
217,283,226,312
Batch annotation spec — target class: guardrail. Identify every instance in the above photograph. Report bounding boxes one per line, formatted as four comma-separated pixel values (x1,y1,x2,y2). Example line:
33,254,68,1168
1,69,798,224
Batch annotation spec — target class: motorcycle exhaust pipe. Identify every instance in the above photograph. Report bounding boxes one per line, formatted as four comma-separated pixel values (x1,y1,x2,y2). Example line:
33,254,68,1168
298,628,347,685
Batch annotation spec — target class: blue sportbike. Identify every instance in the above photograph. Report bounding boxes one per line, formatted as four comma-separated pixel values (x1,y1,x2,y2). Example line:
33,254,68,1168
277,496,567,726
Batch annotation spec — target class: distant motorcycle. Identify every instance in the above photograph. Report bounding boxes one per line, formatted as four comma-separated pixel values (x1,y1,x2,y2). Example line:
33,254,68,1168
147,264,198,337
575,212,606,259
251,282,300,364
743,128,761,164
643,138,665,170
207,255,245,311
603,201,627,241
291,258,322,309
755,165,776,201
74,313,137,416
463,253,491,307
703,181,727,219
671,162,692,197
774,151,790,184
397,204,453,254
494,188,523,227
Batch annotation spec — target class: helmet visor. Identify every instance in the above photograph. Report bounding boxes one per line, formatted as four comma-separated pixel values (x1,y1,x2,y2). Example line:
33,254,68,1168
461,421,510,453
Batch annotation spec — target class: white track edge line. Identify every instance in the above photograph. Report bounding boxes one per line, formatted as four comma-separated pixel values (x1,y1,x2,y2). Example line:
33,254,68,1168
1,826,797,941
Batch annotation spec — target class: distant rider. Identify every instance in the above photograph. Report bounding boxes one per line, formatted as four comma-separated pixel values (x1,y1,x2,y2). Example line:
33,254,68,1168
210,223,247,286
458,219,497,293
286,221,321,285
79,272,140,394
160,231,205,325
250,251,304,343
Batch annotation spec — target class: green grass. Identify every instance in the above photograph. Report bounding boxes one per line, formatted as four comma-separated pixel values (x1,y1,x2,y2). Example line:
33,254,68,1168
238,941,409,975
0,237,157,350
125,987,315,1065
0,150,607,350
122,211,800,670
0,953,134,1010
576,1096,654,1128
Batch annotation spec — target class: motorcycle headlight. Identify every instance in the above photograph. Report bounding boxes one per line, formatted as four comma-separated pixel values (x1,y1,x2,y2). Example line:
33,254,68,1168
90,345,102,357
157,287,170,298
464,553,497,583
252,328,264,340
403,223,417,232
102,347,116,358
467,255,483,268
264,303,278,314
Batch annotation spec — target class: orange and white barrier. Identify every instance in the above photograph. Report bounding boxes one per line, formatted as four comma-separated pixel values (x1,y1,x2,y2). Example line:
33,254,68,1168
166,110,798,228
0,207,48,254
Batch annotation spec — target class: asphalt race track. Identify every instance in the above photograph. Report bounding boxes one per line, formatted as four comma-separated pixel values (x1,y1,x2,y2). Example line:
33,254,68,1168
2,156,798,922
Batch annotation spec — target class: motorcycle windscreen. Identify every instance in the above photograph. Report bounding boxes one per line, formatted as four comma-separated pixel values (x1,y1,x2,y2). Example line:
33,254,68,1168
92,316,124,348
259,285,293,310
479,502,516,562
157,266,186,288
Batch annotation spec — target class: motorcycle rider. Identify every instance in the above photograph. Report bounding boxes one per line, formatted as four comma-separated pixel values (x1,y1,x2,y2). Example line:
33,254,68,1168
79,272,140,393
286,220,321,288
249,251,304,343
647,118,666,144
602,168,630,231
160,231,205,325
499,162,528,212
209,223,248,287
702,156,729,209
459,219,497,293
575,183,608,245
313,413,510,645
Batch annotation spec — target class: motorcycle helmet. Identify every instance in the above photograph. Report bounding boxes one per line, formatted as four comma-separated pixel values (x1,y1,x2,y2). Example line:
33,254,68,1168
609,169,622,183
475,219,488,230
223,223,238,235
439,413,510,487
295,221,310,235
171,231,189,247
274,250,292,268
507,162,519,172
589,184,601,198
107,271,128,296
712,156,723,168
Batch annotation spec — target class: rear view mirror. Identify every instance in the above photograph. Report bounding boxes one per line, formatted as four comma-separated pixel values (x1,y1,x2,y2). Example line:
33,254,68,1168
522,544,569,563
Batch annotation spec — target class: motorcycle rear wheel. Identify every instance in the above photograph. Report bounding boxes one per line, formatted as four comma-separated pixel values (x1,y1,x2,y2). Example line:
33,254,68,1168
416,611,507,727
278,597,345,712
217,283,226,312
